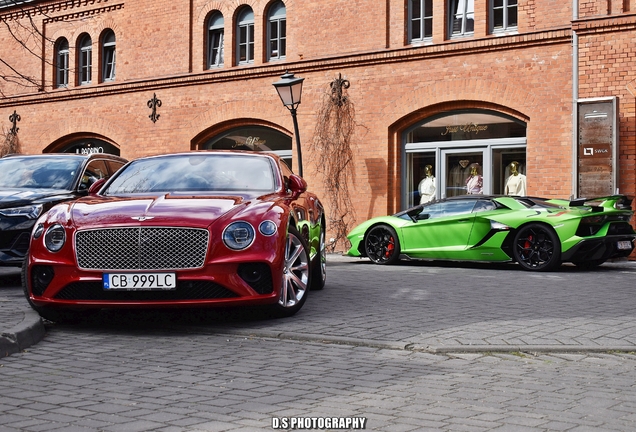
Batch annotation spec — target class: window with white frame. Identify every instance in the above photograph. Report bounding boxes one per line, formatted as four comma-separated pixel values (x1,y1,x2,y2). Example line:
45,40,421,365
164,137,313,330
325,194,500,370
55,38,69,88
267,1,286,61
491,0,517,33
237,7,254,64
449,0,474,37
408,0,433,43
207,12,224,68
101,30,116,82
78,34,92,85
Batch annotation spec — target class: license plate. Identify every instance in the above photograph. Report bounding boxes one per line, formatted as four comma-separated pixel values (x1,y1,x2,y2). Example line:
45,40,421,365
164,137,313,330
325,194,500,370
617,240,633,250
103,273,177,290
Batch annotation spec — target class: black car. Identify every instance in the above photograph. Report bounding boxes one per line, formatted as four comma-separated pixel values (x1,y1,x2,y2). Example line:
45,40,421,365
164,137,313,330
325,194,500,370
0,153,128,266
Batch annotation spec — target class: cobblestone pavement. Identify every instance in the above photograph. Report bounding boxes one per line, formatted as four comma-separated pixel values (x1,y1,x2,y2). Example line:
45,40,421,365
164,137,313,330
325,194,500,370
1,256,636,430
215,255,636,353
1,330,636,431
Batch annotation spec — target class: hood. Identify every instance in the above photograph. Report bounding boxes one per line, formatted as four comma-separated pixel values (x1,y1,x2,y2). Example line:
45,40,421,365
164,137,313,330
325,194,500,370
0,188,72,208
69,193,251,228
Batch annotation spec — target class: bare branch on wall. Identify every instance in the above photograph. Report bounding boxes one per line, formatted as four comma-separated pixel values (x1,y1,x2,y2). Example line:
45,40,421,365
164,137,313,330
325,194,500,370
310,73,358,253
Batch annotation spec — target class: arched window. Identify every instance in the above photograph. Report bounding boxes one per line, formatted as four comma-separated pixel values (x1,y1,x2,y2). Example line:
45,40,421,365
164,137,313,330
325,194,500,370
101,30,116,82
490,0,518,33
408,0,433,43
236,7,254,64
78,34,92,85
55,38,69,88
203,126,293,169
207,12,224,68
267,1,286,61
449,0,474,37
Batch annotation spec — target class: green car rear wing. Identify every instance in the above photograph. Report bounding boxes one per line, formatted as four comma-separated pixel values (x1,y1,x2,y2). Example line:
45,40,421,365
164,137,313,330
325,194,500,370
569,195,633,210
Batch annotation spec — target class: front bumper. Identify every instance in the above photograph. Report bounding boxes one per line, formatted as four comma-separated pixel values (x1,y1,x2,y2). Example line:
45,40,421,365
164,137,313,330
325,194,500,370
25,260,281,309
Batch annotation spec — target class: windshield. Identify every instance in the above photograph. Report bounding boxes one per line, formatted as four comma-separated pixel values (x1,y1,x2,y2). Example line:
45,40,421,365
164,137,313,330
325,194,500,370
104,154,278,195
0,156,82,190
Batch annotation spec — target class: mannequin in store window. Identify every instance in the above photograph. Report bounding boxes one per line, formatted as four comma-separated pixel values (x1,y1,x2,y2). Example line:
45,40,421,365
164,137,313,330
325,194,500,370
505,161,527,196
466,163,483,194
418,164,436,204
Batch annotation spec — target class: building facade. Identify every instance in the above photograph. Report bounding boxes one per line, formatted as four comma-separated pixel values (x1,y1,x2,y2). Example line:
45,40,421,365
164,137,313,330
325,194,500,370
1,0,635,247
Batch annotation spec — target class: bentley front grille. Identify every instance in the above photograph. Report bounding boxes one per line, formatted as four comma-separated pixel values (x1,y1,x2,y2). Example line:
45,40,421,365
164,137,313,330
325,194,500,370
75,227,209,270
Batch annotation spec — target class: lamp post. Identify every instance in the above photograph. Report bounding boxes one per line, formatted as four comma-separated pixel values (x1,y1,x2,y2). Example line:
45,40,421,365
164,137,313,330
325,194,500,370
273,71,305,177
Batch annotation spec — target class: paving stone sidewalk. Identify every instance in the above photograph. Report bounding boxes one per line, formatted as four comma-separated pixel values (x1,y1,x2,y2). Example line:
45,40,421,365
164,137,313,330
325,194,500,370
1,255,636,358
0,267,46,358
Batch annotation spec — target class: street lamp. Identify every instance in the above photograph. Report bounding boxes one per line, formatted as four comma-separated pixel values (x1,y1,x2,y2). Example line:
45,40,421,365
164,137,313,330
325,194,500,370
273,71,305,177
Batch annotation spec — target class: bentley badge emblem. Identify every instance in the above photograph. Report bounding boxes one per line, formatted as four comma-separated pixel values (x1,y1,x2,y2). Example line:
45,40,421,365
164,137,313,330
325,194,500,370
131,216,154,221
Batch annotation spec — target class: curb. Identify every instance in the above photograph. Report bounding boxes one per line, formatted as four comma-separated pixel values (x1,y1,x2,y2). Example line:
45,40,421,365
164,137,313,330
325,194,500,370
0,309,46,359
180,327,636,355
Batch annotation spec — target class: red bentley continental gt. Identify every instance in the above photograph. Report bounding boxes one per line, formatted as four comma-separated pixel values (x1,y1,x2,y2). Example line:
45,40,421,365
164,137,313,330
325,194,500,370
22,151,326,322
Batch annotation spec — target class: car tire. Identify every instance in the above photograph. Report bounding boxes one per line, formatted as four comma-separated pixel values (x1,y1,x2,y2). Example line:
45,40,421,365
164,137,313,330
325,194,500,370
364,224,401,265
310,224,326,290
513,223,561,271
269,225,310,317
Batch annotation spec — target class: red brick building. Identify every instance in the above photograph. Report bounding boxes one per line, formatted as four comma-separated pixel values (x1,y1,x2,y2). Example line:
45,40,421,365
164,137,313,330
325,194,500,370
1,0,635,244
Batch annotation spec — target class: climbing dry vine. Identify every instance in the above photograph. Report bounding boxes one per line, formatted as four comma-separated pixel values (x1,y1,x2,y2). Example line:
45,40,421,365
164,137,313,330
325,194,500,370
310,73,357,252
1,128,21,156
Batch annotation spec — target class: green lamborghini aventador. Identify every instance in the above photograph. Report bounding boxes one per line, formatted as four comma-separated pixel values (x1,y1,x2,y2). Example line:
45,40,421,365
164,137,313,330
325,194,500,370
346,195,636,271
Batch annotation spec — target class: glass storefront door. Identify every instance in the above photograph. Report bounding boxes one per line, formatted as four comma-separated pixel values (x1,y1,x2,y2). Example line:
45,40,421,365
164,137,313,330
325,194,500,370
442,149,486,198
403,109,527,209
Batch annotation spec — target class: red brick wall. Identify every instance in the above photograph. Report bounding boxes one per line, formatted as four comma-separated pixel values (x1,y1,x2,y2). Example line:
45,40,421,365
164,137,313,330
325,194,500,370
0,0,635,242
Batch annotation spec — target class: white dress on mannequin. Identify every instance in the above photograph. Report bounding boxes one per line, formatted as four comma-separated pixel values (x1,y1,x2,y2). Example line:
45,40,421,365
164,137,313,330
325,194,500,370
505,173,527,196
418,176,436,204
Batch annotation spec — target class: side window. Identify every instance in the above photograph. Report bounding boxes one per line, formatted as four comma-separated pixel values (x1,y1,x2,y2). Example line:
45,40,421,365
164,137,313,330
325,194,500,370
207,12,225,68
408,0,433,43
279,159,293,191
101,30,116,82
449,0,474,38
490,0,517,33
78,34,92,85
267,1,286,61
80,160,108,190
420,200,476,219
55,38,69,88
106,160,126,176
236,7,254,64
472,200,497,213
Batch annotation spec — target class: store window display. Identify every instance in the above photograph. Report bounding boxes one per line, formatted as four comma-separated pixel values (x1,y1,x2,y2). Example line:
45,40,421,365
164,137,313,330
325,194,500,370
466,163,483,194
418,164,436,204
505,160,527,196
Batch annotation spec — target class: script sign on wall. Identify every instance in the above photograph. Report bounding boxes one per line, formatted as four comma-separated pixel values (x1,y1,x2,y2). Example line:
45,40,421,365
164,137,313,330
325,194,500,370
577,98,617,198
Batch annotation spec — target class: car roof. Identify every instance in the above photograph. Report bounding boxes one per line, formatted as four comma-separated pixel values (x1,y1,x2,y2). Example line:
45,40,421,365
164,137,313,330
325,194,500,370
139,149,278,157
131,150,282,163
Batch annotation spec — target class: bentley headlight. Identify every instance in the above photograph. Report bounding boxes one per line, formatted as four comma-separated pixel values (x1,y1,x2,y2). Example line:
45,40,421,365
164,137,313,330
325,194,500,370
0,204,43,219
223,221,255,250
44,224,66,252
259,220,277,236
